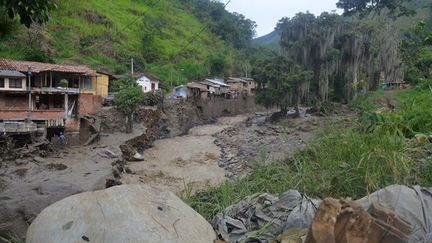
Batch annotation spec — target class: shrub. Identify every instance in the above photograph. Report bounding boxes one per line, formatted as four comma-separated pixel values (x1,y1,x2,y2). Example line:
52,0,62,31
58,79,68,87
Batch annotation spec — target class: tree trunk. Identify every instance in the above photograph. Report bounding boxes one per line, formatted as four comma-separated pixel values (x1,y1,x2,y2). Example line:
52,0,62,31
295,94,300,118
126,113,133,133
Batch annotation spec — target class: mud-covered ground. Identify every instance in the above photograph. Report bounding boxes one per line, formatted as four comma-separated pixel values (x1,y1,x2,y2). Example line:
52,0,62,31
0,124,147,237
0,105,349,238
215,109,351,177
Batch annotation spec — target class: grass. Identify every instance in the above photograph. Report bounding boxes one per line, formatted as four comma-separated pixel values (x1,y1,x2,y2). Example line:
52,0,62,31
0,0,229,82
0,233,24,243
185,89,432,220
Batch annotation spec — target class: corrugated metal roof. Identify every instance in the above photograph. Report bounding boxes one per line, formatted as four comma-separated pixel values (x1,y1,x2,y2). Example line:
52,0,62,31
0,58,96,75
227,77,247,83
0,70,26,78
203,78,230,87
200,80,220,88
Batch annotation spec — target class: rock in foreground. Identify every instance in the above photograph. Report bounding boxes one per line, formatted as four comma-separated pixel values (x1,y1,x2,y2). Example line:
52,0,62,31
26,185,216,243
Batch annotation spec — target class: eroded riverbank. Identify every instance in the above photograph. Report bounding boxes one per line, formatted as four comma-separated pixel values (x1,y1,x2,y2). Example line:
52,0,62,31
0,108,341,238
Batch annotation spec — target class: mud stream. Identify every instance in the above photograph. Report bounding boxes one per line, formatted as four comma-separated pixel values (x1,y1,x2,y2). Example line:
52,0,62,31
120,115,249,194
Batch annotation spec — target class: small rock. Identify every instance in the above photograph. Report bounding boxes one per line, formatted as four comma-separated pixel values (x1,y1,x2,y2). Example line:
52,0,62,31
125,167,134,174
132,153,144,161
102,149,118,159
415,134,429,144
33,156,46,163
45,163,68,171
15,159,29,166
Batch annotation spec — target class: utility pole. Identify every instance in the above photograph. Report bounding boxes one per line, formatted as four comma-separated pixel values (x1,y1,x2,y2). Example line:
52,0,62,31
27,65,32,120
131,58,134,77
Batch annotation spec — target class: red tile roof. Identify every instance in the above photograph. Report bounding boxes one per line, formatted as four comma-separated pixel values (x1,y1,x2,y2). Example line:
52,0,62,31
0,58,96,75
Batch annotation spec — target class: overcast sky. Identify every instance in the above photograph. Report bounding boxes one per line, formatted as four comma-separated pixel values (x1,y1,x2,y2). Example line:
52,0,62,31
221,0,340,37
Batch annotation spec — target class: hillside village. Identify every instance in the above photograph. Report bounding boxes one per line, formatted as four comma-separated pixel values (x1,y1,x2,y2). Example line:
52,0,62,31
1,0,432,242
0,58,257,147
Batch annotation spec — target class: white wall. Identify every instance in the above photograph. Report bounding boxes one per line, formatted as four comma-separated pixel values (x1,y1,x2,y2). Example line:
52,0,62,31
136,76,159,93
0,77,26,91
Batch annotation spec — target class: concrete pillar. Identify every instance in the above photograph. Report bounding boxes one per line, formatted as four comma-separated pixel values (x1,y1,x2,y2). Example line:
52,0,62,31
64,94,68,119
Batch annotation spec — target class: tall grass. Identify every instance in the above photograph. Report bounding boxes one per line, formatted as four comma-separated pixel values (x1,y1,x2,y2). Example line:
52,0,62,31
187,89,432,220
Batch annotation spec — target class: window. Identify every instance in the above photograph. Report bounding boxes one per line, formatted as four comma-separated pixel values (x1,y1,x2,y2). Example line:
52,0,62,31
9,79,22,88
0,78,4,88
52,95,64,109
80,77,93,90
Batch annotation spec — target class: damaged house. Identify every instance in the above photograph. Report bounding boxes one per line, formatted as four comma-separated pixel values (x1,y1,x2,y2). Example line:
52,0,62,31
200,78,230,97
0,58,107,145
226,77,256,96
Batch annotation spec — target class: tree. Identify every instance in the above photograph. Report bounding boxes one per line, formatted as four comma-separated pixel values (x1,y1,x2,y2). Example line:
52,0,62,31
207,53,227,77
0,0,57,27
180,0,256,49
114,85,143,133
402,20,432,86
252,56,312,115
336,0,415,18
277,12,403,103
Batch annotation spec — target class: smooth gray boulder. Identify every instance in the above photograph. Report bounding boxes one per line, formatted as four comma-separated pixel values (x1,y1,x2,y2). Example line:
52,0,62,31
26,185,216,243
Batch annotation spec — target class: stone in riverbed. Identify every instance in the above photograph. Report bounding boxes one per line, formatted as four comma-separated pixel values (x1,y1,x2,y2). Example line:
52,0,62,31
26,185,216,243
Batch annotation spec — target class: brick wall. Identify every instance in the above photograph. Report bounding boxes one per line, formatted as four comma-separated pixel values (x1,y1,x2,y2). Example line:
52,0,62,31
0,111,27,120
0,93,28,111
78,94,102,116
31,110,64,120
65,118,80,132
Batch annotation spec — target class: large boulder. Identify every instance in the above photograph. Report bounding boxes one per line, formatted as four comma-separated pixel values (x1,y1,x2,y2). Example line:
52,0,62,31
26,185,216,243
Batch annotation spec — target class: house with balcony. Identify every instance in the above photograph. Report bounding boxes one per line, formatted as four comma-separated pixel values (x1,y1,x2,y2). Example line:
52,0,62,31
0,58,106,144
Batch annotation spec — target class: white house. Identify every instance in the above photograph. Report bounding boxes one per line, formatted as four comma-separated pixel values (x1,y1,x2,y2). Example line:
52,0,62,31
136,74,159,93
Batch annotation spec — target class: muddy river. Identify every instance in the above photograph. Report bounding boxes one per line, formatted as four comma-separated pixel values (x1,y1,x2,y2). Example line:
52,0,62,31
120,115,249,193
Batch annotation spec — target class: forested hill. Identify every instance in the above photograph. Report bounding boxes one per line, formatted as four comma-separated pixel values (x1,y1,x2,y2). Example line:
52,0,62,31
254,0,432,50
0,0,256,84
253,30,280,50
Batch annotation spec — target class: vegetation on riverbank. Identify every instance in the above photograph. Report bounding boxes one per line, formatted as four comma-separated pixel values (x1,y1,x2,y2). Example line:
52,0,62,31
185,88,432,220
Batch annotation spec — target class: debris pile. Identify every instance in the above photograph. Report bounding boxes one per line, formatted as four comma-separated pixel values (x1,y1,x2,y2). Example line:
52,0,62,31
213,185,432,243
214,112,321,177
105,159,135,188
120,108,161,160
212,190,319,242
0,135,53,163
304,199,411,243
0,134,16,161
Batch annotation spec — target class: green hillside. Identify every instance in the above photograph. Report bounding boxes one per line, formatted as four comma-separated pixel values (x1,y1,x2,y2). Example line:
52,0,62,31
253,30,281,50
394,0,432,30
0,0,241,84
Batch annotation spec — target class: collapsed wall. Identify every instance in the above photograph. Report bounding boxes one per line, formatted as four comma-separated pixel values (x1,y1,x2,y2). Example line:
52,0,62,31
98,96,259,161
161,96,258,138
